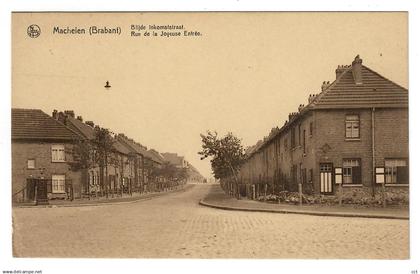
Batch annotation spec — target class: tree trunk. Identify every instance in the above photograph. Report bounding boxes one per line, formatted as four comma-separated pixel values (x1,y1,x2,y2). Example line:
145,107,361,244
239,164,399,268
228,162,240,199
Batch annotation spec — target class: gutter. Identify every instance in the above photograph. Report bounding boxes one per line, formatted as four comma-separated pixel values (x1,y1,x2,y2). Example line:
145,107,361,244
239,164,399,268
372,107,376,196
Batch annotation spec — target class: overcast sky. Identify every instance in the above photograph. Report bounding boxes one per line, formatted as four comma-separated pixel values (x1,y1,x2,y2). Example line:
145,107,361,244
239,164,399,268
12,12,408,178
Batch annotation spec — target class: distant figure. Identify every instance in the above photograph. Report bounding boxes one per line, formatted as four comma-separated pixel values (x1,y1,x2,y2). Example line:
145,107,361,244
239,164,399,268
104,81,111,89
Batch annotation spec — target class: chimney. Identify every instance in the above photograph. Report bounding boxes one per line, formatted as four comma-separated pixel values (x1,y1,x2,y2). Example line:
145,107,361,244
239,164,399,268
57,111,67,125
76,116,83,122
52,109,58,119
335,65,348,79
352,55,363,84
85,121,95,127
64,110,75,118
308,94,317,104
298,104,304,112
321,81,330,91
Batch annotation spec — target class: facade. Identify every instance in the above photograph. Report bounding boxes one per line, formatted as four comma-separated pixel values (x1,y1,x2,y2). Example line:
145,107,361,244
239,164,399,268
109,138,135,195
12,109,83,202
117,134,149,192
56,110,149,196
12,108,191,202
54,110,101,195
238,55,408,198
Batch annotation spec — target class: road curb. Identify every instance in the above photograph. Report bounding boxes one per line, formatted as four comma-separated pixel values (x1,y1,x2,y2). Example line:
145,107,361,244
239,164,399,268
199,199,409,220
14,186,192,209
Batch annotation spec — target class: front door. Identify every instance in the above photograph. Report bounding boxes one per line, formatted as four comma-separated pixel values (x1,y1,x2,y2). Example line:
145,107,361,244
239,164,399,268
320,163,333,194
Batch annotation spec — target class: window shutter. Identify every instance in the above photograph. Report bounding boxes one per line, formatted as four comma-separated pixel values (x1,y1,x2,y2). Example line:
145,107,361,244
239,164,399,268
335,167,342,185
47,181,52,193
352,166,361,184
397,166,409,184
375,167,385,184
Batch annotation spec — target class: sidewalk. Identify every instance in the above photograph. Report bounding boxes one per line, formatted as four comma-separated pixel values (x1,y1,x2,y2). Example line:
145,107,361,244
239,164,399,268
199,185,409,220
14,185,193,208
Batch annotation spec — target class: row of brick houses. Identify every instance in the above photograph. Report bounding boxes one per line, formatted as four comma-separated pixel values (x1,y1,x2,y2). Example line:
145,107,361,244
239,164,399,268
11,109,197,202
236,55,409,200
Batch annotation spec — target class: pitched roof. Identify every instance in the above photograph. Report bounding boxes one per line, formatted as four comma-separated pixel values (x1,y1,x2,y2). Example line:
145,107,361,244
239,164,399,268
162,152,184,166
117,135,150,158
246,55,408,158
12,108,81,140
148,149,164,164
113,139,134,155
311,65,408,109
65,116,96,140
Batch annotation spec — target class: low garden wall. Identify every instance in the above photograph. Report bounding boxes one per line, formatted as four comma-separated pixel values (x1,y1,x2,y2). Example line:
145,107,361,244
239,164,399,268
256,186,409,207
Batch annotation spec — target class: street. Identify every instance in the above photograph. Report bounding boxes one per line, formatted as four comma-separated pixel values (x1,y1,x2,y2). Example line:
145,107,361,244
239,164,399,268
12,184,409,259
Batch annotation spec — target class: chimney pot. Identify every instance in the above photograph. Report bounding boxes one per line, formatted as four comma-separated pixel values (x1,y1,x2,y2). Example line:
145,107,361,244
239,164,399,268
85,121,95,127
64,110,75,118
321,81,329,91
52,109,58,119
76,116,83,122
56,111,67,125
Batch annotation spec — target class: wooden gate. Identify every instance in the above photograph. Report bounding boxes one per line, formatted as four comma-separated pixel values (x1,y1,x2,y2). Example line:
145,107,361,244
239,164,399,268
26,178,49,205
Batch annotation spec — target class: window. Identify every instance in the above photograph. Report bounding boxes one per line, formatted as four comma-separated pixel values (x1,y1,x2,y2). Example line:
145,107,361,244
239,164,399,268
309,122,313,136
51,145,65,162
345,114,360,139
27,159,35,169
385,159,408,184
342,159,361,184
303,129,306,154
52,174,65,193
291,128,296,148
298,124,302,146
89,171,94,186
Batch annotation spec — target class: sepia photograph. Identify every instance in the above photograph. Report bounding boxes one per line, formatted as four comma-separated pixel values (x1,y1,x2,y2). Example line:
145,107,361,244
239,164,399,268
2,6,419,274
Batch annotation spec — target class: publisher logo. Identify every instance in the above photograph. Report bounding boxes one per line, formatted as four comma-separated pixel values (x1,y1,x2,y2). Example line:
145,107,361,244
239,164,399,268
27,24,41,38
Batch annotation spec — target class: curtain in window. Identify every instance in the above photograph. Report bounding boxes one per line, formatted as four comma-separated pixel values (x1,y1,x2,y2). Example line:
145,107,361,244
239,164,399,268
343,159,361,184
385,159,408,184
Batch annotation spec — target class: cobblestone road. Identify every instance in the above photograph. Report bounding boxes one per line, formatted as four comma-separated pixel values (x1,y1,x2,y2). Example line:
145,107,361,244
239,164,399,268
12,184,409,259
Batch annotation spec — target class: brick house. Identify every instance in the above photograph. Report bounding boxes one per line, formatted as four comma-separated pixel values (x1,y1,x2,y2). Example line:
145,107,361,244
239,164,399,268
147,149,166,190
117,134,149,192
55,110,136,196
12,109,83,202
238,55,408,198
53,110,101,195
110,138,136,195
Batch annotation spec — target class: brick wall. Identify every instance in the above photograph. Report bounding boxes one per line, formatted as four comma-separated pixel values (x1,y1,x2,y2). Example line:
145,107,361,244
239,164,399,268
238,106,409,197
313,107,409,194
313,109,373,192
374,108,409,166
12,141,82,201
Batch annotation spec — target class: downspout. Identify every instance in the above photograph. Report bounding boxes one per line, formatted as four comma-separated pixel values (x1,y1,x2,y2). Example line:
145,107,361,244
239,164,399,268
371,107,376,196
